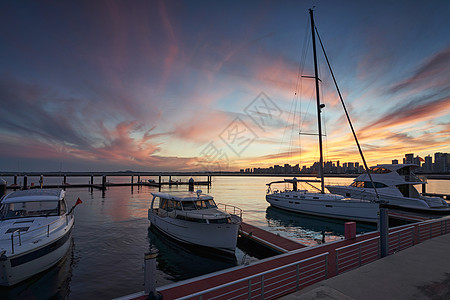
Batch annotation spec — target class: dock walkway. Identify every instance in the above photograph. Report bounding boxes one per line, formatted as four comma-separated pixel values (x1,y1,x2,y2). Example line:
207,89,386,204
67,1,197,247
239,222,306,253
280,232,450,300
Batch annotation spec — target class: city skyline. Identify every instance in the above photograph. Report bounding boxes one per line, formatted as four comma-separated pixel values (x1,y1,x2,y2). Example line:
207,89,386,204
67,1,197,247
1,1,449,172
244,151,450,174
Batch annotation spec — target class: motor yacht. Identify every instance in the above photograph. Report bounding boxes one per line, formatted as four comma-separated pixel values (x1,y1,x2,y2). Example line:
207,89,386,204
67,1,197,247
0,189,78,286
326,164,450,214
148,190,242,254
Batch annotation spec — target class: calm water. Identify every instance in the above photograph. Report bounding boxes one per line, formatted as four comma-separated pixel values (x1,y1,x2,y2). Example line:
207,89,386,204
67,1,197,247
0,176,448,299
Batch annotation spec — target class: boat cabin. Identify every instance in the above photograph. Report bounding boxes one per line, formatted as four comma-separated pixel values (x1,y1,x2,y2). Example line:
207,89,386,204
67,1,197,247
150,191,232,224
0,189,67,220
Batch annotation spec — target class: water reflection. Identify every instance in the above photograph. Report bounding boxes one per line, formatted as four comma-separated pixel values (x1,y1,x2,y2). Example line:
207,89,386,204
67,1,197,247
147,226,239,282
265,206,377,246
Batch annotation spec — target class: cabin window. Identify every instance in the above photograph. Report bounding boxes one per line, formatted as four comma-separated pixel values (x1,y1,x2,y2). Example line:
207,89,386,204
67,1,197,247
160,199,168,210
181,201,197,210
363,181,388,188
166,200,175,212
369,167,391,174
195,199,218,209
173,201,182,210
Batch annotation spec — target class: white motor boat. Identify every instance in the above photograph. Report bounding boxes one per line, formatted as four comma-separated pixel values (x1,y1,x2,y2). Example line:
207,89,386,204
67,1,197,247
0,189,79,286
266,179,379,223
326,164,450,214
148,190,242,254
265,9,379,223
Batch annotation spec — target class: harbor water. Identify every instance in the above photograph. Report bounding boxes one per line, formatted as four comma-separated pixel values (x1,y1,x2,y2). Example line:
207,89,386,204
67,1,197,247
0,176,448,299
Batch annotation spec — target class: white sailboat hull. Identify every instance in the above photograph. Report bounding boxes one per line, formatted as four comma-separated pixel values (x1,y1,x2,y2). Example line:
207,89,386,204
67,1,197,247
266,192,379,223
148,211,240,253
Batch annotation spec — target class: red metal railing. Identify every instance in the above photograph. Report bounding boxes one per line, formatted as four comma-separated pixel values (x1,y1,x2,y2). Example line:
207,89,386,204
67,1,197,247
159,216,450,299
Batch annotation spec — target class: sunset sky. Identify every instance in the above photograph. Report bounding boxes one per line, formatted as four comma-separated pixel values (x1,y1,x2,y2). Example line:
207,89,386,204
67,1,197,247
1,0,449,172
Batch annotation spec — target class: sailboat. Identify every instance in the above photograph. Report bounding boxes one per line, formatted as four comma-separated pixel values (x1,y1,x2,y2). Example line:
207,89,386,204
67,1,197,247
265,9,379,223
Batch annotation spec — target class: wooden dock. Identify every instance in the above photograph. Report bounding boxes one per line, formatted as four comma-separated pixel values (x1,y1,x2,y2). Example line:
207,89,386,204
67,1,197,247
4,176,211,191
239,222,306,253
130,216,450,300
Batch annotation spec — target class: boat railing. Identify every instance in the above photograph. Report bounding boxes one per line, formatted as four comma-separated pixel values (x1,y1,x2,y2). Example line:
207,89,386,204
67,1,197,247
217,203,243,220
8,214,73,254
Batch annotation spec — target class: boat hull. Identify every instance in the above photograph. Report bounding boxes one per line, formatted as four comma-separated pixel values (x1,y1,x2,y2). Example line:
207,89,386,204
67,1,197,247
0,225,73,286
148,211,240,253
326,185,450,214
266,194,379,223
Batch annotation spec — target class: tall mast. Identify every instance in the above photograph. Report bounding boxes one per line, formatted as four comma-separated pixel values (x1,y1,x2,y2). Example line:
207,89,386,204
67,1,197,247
309,8,325,193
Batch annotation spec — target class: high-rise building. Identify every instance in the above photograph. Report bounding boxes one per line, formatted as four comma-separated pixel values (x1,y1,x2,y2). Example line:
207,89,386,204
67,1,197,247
404,153,414,164
434,153,448,173
424,155,432,172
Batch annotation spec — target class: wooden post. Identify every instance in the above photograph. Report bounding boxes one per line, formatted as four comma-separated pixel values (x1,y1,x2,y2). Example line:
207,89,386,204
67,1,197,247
14,174,17,185
131,175,134,184
23,175,28,190
138,175,140,183
63,175,67,185
39,175,43,188
102,175,107,190
90,175,94,185
189,178,194,191
0,179,6,197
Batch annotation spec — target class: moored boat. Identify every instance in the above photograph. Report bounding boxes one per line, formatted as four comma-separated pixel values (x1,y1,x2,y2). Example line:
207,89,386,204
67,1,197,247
265,9,379,223
326,164,450,214
266,179,379,223
148,190,242,254
0,189,80,286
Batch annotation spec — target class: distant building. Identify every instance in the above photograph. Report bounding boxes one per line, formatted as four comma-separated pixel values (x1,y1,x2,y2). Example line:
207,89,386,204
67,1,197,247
423,155,432,172
434,153,448,173
392,159,398,164
404,153,414,164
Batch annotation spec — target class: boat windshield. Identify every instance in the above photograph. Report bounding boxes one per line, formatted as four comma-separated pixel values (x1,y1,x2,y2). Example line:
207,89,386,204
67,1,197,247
181,201,197,210
195,199,217,209
181,199,217,210
0,201,59,220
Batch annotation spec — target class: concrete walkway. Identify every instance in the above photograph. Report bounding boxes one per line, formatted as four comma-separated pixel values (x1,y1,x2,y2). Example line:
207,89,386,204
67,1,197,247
279,233,450,300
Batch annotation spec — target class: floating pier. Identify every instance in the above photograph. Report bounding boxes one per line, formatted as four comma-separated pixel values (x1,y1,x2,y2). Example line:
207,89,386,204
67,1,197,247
129,216,450,300
1,173,212,191
239,222,306,253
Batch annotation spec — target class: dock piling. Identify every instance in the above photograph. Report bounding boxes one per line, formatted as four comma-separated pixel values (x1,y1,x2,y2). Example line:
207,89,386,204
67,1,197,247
144,249,159,295
23,175,28,190
0,179,6,197
188,178,194,191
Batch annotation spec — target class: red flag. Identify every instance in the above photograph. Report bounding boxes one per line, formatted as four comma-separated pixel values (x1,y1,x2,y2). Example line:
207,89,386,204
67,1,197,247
75,198,83,205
